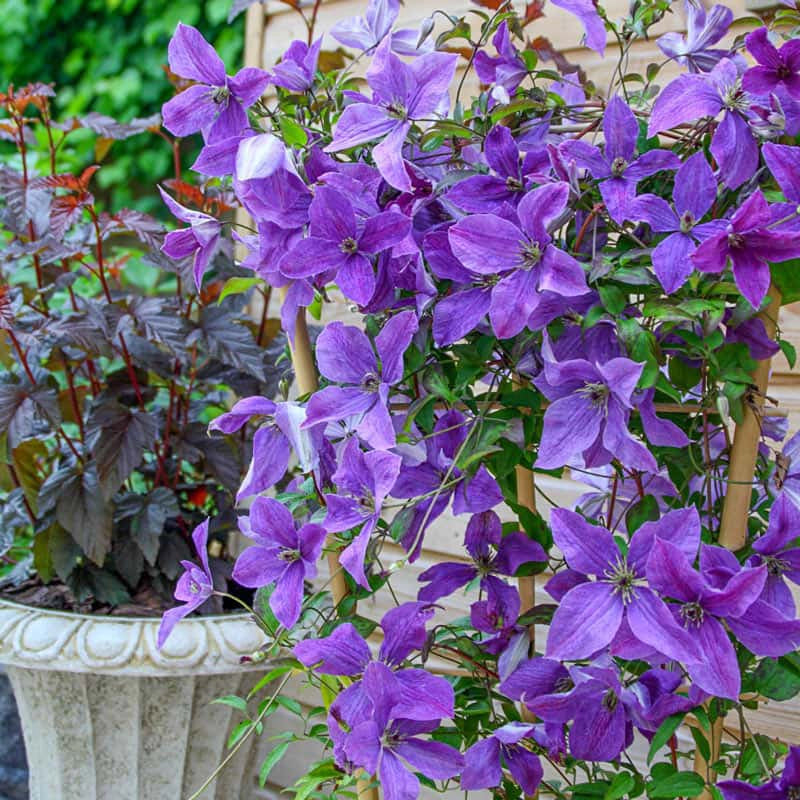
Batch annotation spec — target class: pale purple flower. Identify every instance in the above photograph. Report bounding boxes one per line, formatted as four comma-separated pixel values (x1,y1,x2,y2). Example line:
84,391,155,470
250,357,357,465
657,3,734,73
280,185,411,305
162,23,269,143
719,745,800,800
648,58,758,189
232,497,327,629
270,38,322,93
325,40,457,190
417,510,546,602
774,429,800,508
545,508,702,665
474,22,529,96
550,0,607,55
743,28,800,100
691,189,800,309
635,152,724,292
460,722,543,795
560,96,680,222
157,520,214,648
330,0,430,55
303,311,418,450
324,438,401,587
534,355,657,471
446,182,587,339
158,186,221,290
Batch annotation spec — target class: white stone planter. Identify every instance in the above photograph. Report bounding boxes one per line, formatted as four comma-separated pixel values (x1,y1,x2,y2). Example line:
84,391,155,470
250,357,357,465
0,599,267,800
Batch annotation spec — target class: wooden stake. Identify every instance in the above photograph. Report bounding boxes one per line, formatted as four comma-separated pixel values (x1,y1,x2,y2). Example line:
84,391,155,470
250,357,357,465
693,283,782,795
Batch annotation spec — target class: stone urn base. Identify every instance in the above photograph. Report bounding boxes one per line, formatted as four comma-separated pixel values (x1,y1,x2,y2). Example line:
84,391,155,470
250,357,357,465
0,600,267,800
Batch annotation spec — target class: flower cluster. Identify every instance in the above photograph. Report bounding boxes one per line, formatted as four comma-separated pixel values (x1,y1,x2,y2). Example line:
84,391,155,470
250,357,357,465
158,2,800,798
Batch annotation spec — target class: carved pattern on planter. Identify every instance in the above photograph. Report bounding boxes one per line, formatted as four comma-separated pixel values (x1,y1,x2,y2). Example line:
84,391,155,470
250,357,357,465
0,600,266,676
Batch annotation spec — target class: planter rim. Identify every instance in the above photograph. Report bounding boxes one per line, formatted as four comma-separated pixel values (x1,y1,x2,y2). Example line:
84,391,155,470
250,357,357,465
0,598,267,677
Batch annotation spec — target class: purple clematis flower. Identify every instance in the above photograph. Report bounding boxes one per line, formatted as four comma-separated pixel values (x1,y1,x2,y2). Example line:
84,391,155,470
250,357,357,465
743,28,800,100
647,537,766,699
471,575,524,655
330,0,430,55
324,438,402,587
550,0,607,55
718,746,800,800
657,3,734,73
763,142,800,231
691,189,800,309
232,497,327,629
447,182,587,339
162,23,269,143
534,355,657,471
445,125,547,213
560,96,680,222
635,152,723,292
341,662,464,800
774,430,800,508
474,22,529,99
157,520,214,648
545,507,702,665
460,722,543,795
417,510,546,602
302,311,417,450
281,185,410,305
749,494,800,616
648,58,757,189
325,40,457,190
158,186,221,290
270,38,322,93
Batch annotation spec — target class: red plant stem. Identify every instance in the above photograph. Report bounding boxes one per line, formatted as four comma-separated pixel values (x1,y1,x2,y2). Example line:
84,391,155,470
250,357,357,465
607,471,619,529
307,0,323,43
62,356,86,441
573,203,604,253
6,462,36,524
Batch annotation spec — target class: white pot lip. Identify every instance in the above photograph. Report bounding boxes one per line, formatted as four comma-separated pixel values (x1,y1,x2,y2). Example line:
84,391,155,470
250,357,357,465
0,597,249,625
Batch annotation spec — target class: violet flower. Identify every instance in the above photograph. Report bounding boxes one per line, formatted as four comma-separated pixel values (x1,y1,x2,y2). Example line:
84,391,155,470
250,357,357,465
545,507,702,665
460,722,543,795
749,494,800,617
303,310,418,450
560,95,680,222
232,497,327,629
743,28,800,100
474,22,529,99
550,0,606,56
647,537,766,699
763,142,800,231
157,520,214,648
635,152,723,293
471,575,524,655
417,510,546,602
325,40,457,190
718,746,800,800
270,38,322,93
281,185,411,305
657,3,734,73
341,662,464,800
691,189,800,309
774,430,800,508
324,438,402,587
330,0,430,55
534,355,657,471
158,186,221,290
648,58,757,189
447,182,587,339
162,23,269,143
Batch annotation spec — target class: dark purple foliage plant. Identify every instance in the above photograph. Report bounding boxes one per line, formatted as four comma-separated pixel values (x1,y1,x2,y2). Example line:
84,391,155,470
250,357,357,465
134,0,800,797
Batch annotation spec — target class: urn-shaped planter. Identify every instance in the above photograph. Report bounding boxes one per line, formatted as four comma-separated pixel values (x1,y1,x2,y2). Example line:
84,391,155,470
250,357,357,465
0,599,266,800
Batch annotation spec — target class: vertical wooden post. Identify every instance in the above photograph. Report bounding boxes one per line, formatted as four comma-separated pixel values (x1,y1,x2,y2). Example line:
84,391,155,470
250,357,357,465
693,284,782,794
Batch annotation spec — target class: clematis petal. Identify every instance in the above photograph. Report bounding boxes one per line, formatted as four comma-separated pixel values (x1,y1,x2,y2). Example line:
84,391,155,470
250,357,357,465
394,738,464,780
379,749,419,800
536,394,602,469
271,560,305,629
460,739,502,791
293,623,372,675
315,322,377,383
685,616,741,700
550,508,618,576
449,213,523,275
376,310,418,384
161,85,217,138
168,23,227,85
433,287,491,346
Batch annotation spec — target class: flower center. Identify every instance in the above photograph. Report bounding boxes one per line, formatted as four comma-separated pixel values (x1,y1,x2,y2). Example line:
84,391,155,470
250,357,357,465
386,101,407,120
680,601,704,626
361,372,381,392
211,85,231,105
602,689,619,711
787,787,800,800
679,211,695,233
764,555,790,577
279,548,301,562
554,676,575,693
340,237,359,254
604,557,638,602
505,175,524,191
727,232,745,250
721,81,749,113
610,156,628,177
520,240,543,269
578,381,610,409
189,580,201,594
776,63,793,81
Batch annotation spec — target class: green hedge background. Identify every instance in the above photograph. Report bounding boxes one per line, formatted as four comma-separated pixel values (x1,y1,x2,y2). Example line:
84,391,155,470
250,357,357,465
1,0,243,212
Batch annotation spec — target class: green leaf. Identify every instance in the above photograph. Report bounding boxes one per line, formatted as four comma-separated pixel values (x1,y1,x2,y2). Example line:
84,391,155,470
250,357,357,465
278,117,308,147
606,772,635,800
648,771,705,799
275,695,303,716
227,719,252,749
647,713,684,763
771,258,800,305
752,655,800,701
212,695,249,713
258,741,290,787
598,284,628,314
626,495,660,535
780,339,797,369
218,276,261,304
